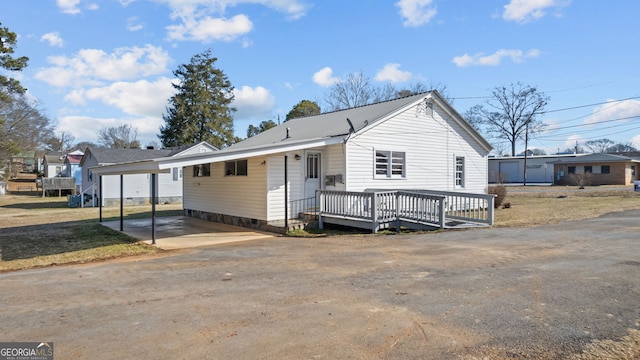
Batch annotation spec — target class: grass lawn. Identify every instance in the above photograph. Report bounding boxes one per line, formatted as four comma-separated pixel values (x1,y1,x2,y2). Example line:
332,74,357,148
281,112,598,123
1,186,639,272
0,195,183,272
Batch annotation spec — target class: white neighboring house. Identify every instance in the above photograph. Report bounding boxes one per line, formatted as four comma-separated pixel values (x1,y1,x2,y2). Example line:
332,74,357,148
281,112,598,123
90,91,492,230
43,154,64,178
81,142,217,206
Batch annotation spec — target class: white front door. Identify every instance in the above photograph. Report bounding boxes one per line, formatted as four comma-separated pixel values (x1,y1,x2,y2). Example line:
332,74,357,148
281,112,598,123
304,152,321,200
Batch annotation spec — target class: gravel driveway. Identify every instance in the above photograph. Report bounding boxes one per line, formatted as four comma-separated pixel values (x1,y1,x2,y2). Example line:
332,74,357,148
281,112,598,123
1,210,639,359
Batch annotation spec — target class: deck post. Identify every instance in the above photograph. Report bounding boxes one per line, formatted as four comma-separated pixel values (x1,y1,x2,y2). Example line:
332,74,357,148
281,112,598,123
370,192,377,233
488,195,495,226
318,191,324,230
438,197,445,229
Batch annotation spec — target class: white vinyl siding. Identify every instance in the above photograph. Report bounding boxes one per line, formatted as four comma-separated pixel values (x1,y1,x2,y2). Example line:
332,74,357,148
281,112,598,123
345,99,488,194
267,153,302,221
324,144,346,191
183,157,267,220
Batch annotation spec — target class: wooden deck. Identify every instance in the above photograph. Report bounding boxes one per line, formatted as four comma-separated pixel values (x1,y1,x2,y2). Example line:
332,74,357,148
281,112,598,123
317,189,495,233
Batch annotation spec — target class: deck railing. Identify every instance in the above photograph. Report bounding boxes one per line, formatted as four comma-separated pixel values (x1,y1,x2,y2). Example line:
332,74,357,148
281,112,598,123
289,196,318,219
408,189,495,225
318,189,494,232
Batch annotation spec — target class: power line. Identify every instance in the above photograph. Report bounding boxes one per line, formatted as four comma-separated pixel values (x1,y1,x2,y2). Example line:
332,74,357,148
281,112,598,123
544,96,640,114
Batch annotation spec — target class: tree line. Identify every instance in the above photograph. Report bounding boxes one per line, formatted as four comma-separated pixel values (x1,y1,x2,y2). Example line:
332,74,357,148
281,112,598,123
2,22,636,180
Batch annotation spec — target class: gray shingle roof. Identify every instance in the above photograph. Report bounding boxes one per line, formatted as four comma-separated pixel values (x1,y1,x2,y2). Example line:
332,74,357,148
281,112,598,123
86,147,177,164
550,153,638,164
228,92,434,151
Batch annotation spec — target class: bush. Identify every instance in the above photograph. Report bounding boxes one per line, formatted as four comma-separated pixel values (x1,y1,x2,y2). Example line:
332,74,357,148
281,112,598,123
488,185,507,208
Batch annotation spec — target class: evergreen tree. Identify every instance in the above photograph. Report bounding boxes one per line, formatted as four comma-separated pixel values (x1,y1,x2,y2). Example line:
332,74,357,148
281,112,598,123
159,50,236,148
285,100,320,121
0,23,29,102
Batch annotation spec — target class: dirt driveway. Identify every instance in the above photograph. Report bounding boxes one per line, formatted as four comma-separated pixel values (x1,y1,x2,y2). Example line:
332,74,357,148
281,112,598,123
1,210,639,359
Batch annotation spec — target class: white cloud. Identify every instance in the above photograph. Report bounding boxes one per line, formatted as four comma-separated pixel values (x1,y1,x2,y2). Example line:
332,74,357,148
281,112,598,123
503,0,571,23
67,77,175,118
166,14,253,42
632,135,640,150
57,0,81,14
40,32,64,47
56,0,99,14
35,45,171,87
395,0,437,27
583,99,640,125
57,115,163,144
452,48,540,67
157,0,309,42
232,86,276,119
375,63,412,83
312,67,340,87
564,134,584,149
127,16,144,31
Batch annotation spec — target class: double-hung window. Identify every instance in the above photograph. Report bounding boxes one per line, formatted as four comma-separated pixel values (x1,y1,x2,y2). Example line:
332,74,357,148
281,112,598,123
455,156,465,187
225,159,248,176
375,150,405,178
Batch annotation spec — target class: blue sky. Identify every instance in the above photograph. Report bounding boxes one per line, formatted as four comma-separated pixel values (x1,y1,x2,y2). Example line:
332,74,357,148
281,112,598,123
3,0,640,154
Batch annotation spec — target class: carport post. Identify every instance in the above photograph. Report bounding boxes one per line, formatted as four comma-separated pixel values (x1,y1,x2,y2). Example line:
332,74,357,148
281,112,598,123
120,174,124,232
151,173,156,244
284,155,288,230
99,175,103,222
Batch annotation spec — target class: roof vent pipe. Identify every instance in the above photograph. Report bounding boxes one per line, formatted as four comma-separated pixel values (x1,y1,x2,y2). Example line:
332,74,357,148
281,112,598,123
286,127,291,139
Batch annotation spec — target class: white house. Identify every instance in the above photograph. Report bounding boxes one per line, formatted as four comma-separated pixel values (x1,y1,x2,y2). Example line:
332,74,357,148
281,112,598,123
90,92,493,231
81,142,217,206
42,155,64,178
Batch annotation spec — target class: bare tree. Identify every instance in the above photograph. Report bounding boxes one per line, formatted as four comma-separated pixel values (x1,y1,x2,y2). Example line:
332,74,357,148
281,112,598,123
324,71,449,111
475,83,548,156
98,124,141,149
0,95,52,170
44,131,75,153
583,138,615,153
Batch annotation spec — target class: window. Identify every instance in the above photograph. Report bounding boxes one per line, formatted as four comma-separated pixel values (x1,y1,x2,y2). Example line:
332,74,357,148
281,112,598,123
455,156,465,187
225,159,248,176
87,169,93,182
375,150,405,178
307,153,320,179
568,166,576,174
193,163,210,177
172,167,183,181
584,166,593,173
601,165,610,174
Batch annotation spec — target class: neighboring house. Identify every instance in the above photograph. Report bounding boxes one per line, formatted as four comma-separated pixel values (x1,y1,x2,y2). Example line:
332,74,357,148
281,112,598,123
43,154,64,178
489,154,582,184
90,91,493,230
10,151,36,173
551,153,640,185
63,150,84,191
81,142,217,206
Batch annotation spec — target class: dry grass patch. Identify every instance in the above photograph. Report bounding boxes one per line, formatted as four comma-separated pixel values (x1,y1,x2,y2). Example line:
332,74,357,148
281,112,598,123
495,187,640,227
0,195,182,272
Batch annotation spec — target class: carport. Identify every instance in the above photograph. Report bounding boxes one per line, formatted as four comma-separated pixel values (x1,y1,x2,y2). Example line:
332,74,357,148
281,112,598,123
101,216,277,250
89,153,282,246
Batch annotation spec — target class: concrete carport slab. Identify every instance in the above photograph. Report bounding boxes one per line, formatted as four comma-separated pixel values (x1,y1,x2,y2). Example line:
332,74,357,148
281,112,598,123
101,216,279,250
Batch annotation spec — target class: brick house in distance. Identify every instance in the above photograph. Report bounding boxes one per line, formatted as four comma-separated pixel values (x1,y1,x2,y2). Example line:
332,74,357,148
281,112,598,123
551,153,640,186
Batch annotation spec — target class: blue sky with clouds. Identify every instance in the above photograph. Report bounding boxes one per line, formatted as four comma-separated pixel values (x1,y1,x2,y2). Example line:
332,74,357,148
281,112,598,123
3,0,640,153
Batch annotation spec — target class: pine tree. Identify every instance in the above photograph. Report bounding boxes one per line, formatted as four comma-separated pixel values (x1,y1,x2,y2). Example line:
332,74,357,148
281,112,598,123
159,50,236,148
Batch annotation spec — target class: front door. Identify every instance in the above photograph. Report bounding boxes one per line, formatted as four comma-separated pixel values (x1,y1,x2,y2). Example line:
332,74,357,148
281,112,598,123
305,152,321,200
